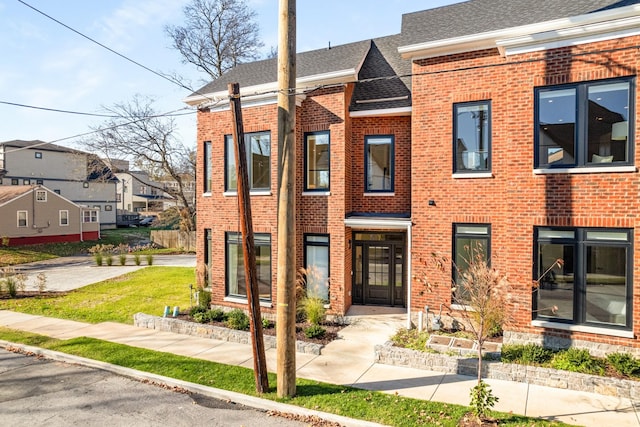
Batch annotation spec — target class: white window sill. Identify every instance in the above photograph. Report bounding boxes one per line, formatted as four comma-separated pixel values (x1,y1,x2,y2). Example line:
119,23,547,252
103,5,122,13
531,319,633,339
534,166,636,175
452,172,493,179
223,190,272,197
302,191,330,196
202,192,212,197
224,296,273,308
364,192,395,197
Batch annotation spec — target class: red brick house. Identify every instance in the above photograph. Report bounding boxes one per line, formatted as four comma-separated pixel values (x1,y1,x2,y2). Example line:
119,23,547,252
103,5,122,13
187,0,640,354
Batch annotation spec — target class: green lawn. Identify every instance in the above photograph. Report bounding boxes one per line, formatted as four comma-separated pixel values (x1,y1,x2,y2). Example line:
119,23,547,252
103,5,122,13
0,329,570,427
0,267,194,323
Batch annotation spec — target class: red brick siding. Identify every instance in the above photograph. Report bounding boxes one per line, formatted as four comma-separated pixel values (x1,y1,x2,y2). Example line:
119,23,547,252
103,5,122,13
411,38,640,348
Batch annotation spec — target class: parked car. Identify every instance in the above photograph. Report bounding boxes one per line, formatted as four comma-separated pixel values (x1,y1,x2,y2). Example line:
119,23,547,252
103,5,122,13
138,215,157,227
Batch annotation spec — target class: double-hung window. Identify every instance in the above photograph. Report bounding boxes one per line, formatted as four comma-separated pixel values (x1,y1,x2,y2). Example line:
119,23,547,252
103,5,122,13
226,232,271,300
225,131,271,192
203,141,212,193
17,211,27,227
535,77,634,169
534,227,632,330
304,234,330,301
454,101,491,173
60,210,69,226
365,135,394,192
452,224,490,303
305,131,330,191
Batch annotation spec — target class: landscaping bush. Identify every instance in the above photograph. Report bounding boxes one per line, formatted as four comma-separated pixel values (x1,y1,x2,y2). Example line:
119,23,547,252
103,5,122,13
197,289,211,309
207,308,226,322
607,352,640,377
501,344,553,365
94,252,104,266
304,324,326,339
262,317,272,329
298,296,326,325
134,254,141,265
225,309,249,331
105,255,114,266
119,253,127,266
189,305,207,317
146,254,154,265
192,312,207,323
551,347,605,375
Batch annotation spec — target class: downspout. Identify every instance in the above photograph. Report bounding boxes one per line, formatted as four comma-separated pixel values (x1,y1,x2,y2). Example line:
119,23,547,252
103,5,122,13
406,221,413,329
79,206,83,242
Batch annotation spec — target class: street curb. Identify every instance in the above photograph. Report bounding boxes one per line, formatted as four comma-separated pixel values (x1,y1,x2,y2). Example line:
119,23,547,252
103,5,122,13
0,340,387,427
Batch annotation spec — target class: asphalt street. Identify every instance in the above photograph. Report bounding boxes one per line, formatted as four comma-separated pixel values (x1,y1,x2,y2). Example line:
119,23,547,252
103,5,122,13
0,348,306,427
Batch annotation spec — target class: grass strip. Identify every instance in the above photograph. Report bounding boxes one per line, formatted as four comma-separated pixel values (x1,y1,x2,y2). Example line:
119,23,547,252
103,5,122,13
0,328,570,427
0,267,194,324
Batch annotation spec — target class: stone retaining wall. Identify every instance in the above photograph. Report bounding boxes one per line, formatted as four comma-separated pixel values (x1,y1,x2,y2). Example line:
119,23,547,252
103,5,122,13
134,313,323,355
374,342,640,399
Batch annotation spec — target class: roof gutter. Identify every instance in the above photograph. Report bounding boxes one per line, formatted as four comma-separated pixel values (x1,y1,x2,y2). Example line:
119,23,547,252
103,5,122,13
398,4,640,60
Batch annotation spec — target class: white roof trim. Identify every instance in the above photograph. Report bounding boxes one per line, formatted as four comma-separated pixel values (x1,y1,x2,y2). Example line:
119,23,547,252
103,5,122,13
350,106,412,118
398,4,640,60
344,217,412,229
497,15,640,56
184,69,357,107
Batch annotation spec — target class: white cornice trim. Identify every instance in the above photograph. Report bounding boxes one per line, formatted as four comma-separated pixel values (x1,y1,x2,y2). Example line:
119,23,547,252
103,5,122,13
350,106,412,118
344,217,412,229
497,16,640,56
398,4,640,60
183,69,356,107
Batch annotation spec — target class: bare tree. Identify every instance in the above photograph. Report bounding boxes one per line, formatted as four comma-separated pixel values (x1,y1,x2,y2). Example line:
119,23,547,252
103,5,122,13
84,95,195,230
165,0,264,80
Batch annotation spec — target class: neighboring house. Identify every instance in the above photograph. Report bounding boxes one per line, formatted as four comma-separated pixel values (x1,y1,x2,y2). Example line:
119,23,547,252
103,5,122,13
0,185,100,246
115,170,174,214
0,140,118,229
186,0,640,354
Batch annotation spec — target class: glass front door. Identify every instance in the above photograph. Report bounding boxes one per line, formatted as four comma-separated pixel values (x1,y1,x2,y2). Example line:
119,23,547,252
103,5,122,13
352,233,405,306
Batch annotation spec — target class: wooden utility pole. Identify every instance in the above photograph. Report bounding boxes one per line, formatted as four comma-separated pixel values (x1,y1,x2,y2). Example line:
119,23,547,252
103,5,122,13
228,82,269,394
276,0,297,398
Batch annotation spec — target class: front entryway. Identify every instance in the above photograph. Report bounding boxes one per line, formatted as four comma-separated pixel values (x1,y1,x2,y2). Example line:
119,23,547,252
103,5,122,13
352,232,405,307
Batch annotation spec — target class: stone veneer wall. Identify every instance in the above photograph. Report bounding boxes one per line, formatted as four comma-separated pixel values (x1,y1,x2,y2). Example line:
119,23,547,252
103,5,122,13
133,313,323,355
503,331,640,358
375,342,640,399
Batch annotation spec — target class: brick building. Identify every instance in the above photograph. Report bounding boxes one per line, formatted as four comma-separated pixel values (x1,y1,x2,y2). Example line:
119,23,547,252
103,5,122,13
186,0,640,353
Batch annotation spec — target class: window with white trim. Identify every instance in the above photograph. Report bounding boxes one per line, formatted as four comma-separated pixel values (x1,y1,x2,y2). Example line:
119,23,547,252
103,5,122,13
17,211,27,227
35,190,46,202
60,210,69,226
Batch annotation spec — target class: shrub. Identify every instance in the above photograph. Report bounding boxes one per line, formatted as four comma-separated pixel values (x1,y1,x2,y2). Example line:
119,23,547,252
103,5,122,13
470,380,498,420
192,312,207,323
607,352,640,377
94,252,104,266
105,255,113,266
134,254,141,265
146,254,154,265
5,276,17,297
501,344,553,365
225,309,249,331
119,253,127,265
207,308,226,322
262,317,273,329
551,348,605,375
36,272,47,293
304,324,326,339
189,306,207,317
1,236,9,246
298,296,326,325
390,328,430,352
198,289,211,309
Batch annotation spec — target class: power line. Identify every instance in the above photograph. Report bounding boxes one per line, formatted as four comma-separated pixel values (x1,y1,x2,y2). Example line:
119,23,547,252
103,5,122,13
0,100,195,118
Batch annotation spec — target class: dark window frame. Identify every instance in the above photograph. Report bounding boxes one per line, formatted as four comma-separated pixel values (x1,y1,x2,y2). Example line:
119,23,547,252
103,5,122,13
452,223,491,303
453,100,492,173
225,231,272,301
304,131,330,191
533,226,633,330
534,77,635,169
225,131,271,192
364,134,395,193
35,152,42,159
204,140,212,193
303,233,330,301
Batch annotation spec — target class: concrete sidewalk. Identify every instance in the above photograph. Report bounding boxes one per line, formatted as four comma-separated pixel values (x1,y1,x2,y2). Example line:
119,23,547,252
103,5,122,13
0,308,638,427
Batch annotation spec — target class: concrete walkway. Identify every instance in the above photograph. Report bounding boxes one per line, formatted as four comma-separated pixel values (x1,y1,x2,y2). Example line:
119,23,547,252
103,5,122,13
1,306,638,427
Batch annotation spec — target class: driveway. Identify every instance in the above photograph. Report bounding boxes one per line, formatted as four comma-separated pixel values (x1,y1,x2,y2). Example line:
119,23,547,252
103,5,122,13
13,254,196,292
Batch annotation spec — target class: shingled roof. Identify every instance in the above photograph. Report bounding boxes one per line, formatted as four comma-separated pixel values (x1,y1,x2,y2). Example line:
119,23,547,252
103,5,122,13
400,0,640,47
0,140,76,153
